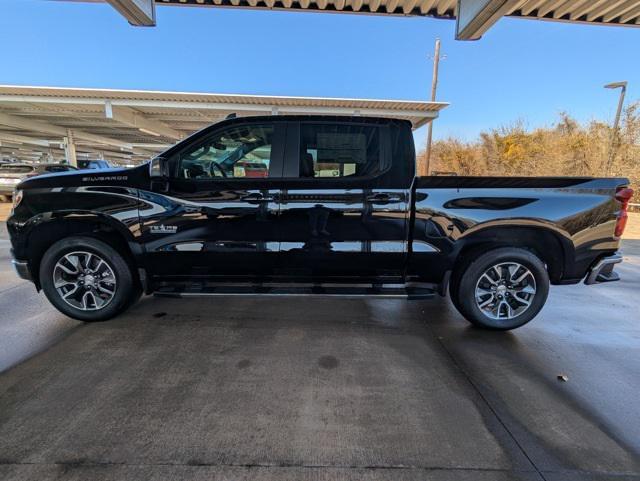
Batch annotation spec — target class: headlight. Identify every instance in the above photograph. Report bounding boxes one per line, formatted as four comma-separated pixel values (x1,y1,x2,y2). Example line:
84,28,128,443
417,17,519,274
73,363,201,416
12,190,23,211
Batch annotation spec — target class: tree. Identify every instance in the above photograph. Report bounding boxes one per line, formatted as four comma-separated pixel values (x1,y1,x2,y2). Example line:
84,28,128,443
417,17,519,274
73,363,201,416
422,103,639,188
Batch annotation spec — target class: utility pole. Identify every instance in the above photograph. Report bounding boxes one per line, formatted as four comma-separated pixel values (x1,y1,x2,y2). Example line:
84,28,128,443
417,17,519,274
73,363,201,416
422,38,443,177
604,81,627,176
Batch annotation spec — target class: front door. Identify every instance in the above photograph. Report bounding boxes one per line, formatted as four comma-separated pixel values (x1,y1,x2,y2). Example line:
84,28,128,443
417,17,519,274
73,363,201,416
276,121,412,282
139,121,285,281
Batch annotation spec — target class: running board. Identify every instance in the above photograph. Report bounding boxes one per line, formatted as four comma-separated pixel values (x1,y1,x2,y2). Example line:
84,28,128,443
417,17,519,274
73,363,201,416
154,284,435,300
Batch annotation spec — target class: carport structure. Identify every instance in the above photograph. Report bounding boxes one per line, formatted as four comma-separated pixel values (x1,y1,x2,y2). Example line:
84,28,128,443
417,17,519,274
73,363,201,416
0,85,447,165
101,0,640,39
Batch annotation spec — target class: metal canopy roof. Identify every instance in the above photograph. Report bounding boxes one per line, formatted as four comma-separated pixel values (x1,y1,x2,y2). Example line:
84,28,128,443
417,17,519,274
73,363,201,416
152,0,640,26
0,84,447,165
99,0,640,39
56,0,640,39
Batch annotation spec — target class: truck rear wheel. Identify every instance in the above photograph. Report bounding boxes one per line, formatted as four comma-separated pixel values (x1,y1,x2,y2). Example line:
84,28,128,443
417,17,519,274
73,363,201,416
39,236,137,322
450,247,549,330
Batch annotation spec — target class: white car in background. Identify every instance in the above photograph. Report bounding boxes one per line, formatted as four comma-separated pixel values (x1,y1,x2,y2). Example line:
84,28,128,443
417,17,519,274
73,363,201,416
0,163,77,201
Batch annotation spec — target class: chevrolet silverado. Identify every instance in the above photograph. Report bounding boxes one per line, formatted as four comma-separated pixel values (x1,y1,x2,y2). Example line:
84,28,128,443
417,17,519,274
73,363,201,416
7,115,634,330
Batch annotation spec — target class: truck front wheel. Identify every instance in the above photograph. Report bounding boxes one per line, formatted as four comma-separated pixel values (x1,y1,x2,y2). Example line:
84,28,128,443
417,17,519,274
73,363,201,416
450,247,549,330
39,236,138,322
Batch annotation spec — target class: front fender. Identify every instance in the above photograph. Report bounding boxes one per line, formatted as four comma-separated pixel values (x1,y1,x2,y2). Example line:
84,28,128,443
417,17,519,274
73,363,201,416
8,186,142,261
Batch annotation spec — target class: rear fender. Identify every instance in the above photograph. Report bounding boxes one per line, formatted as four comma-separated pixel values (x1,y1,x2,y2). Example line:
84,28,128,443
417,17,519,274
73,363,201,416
455,222,574,283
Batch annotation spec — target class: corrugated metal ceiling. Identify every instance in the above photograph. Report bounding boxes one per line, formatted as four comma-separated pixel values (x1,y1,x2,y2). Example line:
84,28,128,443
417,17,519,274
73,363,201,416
155,0,640,25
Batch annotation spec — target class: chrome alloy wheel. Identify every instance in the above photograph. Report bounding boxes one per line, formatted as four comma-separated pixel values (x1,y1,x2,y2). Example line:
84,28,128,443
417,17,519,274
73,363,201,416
53,251,117,311
474,262,536,320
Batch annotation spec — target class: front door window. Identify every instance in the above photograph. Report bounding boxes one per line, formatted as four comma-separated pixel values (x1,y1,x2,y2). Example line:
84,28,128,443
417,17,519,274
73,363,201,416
179,124,274,180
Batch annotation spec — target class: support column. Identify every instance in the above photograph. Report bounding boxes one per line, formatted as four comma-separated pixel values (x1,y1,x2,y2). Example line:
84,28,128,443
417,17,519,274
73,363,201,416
456,0,521,40
63,129,78,167
106,0,156,26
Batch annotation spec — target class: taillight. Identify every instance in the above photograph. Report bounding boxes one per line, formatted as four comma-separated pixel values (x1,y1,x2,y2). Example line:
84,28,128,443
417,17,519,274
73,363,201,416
614,187,634,238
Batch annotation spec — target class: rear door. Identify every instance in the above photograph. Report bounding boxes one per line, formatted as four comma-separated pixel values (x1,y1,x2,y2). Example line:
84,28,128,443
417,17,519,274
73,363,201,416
276,120,413,282
139,120,285,281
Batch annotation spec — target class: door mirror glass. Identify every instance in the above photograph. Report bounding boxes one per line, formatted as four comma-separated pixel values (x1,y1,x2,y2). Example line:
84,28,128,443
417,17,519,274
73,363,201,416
149,157,170,179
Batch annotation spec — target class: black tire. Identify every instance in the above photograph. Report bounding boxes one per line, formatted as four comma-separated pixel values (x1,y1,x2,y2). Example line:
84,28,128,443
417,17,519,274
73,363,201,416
450,247,549,330
39,236,138,322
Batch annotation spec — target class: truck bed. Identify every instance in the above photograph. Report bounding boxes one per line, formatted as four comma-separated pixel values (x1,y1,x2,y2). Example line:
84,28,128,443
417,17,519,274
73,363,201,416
409,176,630,285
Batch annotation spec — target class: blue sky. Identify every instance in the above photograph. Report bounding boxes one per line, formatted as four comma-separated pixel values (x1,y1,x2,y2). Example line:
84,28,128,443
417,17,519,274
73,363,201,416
1,1,639,149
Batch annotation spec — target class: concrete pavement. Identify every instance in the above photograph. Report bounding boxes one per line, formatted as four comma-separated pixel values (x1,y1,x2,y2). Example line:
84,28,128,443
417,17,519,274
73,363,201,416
0,222,79,370
0,217,639,481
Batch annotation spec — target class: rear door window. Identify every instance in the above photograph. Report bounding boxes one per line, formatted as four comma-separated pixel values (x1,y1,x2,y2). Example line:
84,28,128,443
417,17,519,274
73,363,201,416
298,123,382,179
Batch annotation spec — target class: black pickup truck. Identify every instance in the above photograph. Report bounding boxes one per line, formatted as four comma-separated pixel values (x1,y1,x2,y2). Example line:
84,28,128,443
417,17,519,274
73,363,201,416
7,115,634,330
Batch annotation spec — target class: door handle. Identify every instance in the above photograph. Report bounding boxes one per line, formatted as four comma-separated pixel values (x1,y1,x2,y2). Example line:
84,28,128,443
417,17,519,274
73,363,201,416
366,193,398,204
241,193,275,203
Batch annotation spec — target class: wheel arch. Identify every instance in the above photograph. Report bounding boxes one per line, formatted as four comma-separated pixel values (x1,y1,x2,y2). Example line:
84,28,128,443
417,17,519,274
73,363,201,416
22,212,142,290
453,224,573,283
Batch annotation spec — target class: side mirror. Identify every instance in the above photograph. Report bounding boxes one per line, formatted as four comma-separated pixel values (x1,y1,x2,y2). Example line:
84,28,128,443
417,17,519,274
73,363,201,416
149,157,170,192
149,157,170,179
